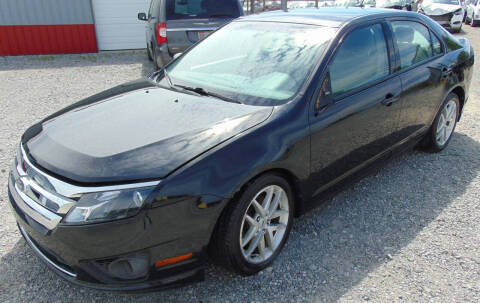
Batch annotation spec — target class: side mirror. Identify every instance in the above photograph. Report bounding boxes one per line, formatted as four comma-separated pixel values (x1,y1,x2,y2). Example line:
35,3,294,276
173,53,183,60
138,12,147,21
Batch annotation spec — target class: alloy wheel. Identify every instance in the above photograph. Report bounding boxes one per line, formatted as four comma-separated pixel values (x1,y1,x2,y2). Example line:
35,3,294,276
435,99,457,146
239,185,289,264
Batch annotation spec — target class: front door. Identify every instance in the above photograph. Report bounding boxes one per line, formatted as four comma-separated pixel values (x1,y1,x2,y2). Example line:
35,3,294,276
309,22,403,198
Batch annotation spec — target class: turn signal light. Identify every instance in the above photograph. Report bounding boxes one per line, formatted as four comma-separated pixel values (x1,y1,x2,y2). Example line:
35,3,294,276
155,253,193,268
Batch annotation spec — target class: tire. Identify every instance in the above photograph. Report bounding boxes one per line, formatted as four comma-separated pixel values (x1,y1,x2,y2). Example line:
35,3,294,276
210,174,294,275
472,14,477,27
147,44,153,61
421,93,460,153
453,24,462,33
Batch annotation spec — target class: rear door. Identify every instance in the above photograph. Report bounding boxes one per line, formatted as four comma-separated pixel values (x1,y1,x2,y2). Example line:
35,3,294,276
388,20,449,140
309,22,403,196
163,0,242,54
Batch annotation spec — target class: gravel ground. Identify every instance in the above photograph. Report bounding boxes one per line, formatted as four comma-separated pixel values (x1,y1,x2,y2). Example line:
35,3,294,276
1,27,479,302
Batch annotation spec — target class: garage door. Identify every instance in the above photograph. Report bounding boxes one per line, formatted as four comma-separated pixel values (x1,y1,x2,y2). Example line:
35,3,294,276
92,0,150,50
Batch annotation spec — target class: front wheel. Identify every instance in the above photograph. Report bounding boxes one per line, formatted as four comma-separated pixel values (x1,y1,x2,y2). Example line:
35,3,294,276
210,174,294,275
421,93,460,153
472,14,477,27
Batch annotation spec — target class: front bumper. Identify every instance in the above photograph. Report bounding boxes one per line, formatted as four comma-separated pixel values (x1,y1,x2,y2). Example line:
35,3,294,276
7,153,223,292
428,12,463,30
16,223,204,291
8,178,207,291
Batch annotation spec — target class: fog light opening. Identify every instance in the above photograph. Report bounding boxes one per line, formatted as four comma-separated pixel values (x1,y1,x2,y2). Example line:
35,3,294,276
155,253,193,268
106,254,149,280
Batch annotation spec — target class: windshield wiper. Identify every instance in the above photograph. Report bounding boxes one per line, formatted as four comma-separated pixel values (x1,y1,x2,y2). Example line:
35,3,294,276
174,84,241,104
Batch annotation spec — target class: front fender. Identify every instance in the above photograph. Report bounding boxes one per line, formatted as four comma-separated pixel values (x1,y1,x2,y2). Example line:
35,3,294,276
152,98,311,213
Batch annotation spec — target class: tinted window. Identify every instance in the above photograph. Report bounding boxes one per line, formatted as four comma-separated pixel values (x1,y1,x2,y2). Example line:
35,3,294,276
431,32,443,56
329,24,390,97
392,21,433,69
166,0,241,20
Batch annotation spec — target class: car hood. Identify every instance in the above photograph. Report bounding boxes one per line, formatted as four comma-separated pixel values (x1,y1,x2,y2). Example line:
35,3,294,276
422,3,461,15
24,80,272,184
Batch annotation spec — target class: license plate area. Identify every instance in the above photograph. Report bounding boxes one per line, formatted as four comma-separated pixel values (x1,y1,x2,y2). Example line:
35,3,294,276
197,31,212,40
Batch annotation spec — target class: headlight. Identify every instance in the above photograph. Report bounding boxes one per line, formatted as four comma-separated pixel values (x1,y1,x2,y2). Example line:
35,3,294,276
64,187,155,224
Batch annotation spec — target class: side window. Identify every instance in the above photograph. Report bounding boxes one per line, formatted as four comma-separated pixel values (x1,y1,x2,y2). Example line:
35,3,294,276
430,32,443,56
329,24,390,98
391,21,434,69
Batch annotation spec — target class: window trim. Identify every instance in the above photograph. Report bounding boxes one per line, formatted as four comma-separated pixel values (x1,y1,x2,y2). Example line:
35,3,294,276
325,21,394,103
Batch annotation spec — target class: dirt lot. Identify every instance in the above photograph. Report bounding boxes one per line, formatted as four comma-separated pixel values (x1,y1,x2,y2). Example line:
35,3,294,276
0,26,479,302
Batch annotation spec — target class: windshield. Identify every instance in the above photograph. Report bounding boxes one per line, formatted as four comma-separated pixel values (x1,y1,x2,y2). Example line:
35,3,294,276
165,22,336,106
166,0,241,20
427,0,460,4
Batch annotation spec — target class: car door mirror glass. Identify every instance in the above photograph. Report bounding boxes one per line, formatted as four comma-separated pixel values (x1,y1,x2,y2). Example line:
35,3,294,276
138,13,147,21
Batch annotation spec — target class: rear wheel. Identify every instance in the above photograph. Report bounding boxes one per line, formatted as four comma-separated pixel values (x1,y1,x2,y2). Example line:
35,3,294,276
472,14,477,26
421,93,459,153
210,174,294,275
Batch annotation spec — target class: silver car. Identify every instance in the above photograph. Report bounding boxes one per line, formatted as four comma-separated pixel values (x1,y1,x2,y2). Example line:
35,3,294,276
138,0,244,69
465,0,480,25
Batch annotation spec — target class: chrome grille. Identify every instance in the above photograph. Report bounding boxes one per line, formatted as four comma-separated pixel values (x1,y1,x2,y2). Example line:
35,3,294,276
10,148,75,230
15,149,76,215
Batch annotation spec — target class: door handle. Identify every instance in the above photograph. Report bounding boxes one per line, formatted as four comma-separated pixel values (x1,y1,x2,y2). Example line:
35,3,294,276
381,93,400,107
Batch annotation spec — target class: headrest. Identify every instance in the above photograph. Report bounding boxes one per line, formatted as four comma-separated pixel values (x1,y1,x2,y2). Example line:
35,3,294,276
394,26,414,44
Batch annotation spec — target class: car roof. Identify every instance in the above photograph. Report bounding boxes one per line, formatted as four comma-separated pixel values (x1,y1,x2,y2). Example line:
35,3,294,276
237,8,418,28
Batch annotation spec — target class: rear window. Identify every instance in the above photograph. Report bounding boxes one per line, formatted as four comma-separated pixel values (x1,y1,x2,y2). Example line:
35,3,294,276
166,0,241,20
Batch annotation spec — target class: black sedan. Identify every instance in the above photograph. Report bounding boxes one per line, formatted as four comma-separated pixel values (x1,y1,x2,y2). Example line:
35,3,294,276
8,8,474,290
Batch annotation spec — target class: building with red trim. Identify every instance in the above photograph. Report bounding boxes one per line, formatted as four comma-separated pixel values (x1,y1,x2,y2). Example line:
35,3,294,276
0,0,150,56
